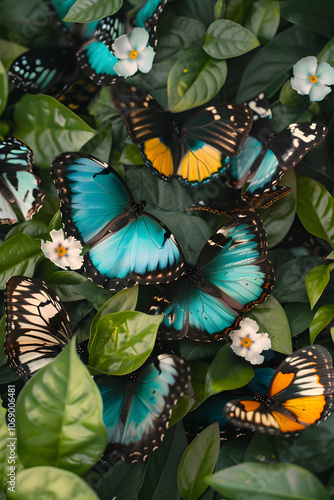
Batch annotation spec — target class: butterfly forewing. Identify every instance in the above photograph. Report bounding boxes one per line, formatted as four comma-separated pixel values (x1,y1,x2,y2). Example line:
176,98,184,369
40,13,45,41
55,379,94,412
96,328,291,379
5,277,73,381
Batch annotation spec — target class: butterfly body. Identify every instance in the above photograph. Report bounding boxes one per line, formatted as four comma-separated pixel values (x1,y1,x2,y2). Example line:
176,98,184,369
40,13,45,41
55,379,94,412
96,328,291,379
223,345,334,434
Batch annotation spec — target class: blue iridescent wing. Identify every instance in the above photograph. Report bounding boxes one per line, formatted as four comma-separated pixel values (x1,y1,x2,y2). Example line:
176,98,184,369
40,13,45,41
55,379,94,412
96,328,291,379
52,152,185,291
132,0,167,50
225,136,263,189
95,354,189,462
49,0,100,40
0,137,44,224
149,212,274,341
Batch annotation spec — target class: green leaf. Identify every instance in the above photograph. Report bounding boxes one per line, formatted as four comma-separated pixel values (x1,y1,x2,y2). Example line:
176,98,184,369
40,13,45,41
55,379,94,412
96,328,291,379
5,220,49,241
0,60,8,116
0,39,27,70
204,344,254,399
203,20,259,59
119,144,144,165
14,95,95,168
279,79,308,107
317,37,334,64
138,424,187,500
16,339,107,475
6,466,100,500
244,432,277,463
236,26,325,101
88,311,162,375
64,0,123,22
306,265,331,309
244,0,280,44
80,122,112,163
187,360,209,410
0,234,43,289
177,423,220,500
284,302,314,337
309,304,334,343
280,0,334,38
206,462,330,499
245,295,292,354
90,286,139,339
167,47,227,112
296,175,334,248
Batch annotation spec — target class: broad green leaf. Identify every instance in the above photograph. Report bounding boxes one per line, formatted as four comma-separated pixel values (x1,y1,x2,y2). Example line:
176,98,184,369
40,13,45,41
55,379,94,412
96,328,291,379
90,286,139,339
167,47,227,112
80,122,113,162
0,234,43,289
138,424,187,500
203,20,259,59
0,39,27,70
284,302,314,337
280,0,334,38
119,144,144,165
178,423,220,500
32,195,60,226
217,437,249,470
0,61,8,116
14,95,95,168
16,339,107,475
204,344,254,399
175,0,215,27
156,16,206,62
5,220,49,241
318,37,334,64
306,265,331,309
214,0,224,20
245,295,292,354
169,387,194,427
6,466,100,500
48,211,62,232
88,311,162,375
244,0,280,44
180,339,221,362
244,432,277,463
236,26,325,101
309,305,334,343
279,79,308,107
206,462,330,499
297,175,334,248
64,0,123,22
187,360,209,410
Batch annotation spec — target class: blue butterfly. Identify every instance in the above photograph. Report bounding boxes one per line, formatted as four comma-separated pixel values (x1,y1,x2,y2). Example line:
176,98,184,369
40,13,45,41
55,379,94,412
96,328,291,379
225,93,328,208
51,152,185,291
148,211,274,341
0,137,44,225
77,0,167,85
95,353,189,462
48,0,101,41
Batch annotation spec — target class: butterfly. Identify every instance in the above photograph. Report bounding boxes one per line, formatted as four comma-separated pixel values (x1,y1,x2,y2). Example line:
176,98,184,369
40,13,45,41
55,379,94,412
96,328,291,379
0,136,44,225
225,93,328,208
223,345,334,434
51,152,185,291
95,353,189,462
48,0,101,41
4,276,75,382
77,0,167,86
148,211,274,342
110,82,253,187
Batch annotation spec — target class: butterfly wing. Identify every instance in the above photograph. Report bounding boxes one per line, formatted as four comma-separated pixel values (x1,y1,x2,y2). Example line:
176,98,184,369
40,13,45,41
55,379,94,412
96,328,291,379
0,137,44,224
96,354,189,462
4,277,73,382
223,345,334,434
132,0,167,50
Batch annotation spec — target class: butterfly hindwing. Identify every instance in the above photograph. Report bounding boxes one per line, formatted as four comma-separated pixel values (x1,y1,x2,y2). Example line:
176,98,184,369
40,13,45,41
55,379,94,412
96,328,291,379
5,277,73,382
96,354,189,462
52,152,185,291
223,345,334,434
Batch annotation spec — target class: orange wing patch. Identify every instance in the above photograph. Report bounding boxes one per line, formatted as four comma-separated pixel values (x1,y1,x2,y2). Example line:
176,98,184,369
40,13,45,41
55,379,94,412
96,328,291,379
271,411,307,433
269,371,295,397
282,395,327,425
177,144,225,183
143,138,174,178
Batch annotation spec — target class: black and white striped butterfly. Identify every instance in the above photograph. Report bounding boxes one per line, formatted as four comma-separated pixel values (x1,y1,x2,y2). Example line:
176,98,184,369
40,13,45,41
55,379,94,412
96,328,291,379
4,276,75,382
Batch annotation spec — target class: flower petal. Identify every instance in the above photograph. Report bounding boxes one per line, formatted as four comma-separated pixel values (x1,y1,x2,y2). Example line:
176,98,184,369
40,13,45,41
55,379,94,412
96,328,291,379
136,46,155,73
239,318,259,335
293,55,317,78
129,27,150,52
309,82,332,102
113,58,138,77
316,61,334,86
291,76,313,95
230,344,247,357
112,34,132,59
49,229,65,245
244,350,265,365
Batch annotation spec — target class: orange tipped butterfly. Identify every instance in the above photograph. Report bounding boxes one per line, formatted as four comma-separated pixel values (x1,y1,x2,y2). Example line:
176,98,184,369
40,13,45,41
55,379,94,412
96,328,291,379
110,82,253,187
223,345,334,434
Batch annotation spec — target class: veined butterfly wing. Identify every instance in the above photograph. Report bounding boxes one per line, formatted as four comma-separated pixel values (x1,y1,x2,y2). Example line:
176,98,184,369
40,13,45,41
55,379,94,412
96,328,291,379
52,152,185,291
0,137,44,224
4,277,73,382
95,354,189,462
148,211,274,341
223,345,334,434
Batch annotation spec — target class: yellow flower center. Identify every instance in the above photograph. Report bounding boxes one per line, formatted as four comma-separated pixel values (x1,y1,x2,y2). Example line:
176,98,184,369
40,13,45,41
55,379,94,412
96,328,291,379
241,337,252,348
309,74,318,83
57,245,68,258
129,50,138,59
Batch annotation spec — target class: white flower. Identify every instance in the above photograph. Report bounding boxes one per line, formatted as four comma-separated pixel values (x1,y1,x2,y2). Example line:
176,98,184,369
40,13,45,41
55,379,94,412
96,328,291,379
290,56,334,102
229,318,271,365
41,229,83,270
112,27,155,77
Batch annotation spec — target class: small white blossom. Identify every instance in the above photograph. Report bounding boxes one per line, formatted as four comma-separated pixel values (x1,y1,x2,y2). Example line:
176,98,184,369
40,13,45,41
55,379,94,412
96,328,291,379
112,28,155,77
290,56,334,102
230,318,271,365
41,229,83,270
